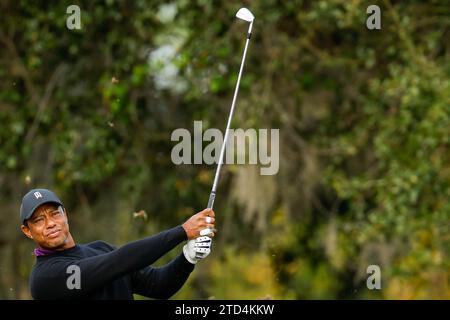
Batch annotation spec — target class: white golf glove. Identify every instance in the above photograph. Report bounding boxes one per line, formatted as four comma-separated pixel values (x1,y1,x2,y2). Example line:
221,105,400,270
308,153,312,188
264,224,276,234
183,236,212,264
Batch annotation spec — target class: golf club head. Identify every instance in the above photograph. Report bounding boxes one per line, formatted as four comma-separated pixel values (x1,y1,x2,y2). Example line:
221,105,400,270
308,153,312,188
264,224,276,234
236,7,254,22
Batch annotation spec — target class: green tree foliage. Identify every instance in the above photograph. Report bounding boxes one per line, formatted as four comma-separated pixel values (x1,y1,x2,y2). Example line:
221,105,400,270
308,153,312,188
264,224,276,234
0,0,449,299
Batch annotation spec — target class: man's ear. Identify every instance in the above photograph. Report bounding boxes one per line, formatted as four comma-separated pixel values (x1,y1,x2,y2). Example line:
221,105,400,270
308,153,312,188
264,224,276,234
61,206,69,221
21,224,33,239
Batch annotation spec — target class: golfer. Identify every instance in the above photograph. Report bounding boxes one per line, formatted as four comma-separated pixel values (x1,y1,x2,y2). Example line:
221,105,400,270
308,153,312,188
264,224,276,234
20,188,216,300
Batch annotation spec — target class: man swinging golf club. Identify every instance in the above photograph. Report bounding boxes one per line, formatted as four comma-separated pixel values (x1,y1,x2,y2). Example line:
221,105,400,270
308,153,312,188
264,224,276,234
20,188,215,300
20,6,254,300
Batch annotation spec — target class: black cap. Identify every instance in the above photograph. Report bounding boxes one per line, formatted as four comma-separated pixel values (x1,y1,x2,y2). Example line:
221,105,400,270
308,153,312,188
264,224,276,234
20,188,64,224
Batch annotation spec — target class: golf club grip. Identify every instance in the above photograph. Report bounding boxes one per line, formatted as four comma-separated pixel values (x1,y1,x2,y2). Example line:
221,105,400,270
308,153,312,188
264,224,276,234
207,191,216,209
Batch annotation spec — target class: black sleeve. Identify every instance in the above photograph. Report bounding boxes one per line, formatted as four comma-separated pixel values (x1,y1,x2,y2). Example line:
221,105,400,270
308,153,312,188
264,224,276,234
131,252,195,299
31,225,187,299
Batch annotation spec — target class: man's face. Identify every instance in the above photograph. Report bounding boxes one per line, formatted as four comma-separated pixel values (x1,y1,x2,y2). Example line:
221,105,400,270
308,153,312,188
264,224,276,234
21,203,71,250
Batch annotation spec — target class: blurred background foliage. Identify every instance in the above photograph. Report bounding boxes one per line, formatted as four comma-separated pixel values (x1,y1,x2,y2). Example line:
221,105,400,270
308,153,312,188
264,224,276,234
0,0,449,299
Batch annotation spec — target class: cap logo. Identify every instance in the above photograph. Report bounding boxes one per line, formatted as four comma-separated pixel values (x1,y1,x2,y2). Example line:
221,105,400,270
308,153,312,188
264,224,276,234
34,191,43,199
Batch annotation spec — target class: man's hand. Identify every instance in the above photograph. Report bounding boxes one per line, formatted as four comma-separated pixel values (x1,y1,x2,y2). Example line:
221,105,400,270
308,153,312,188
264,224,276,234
182,208,216,240
183,236,212,264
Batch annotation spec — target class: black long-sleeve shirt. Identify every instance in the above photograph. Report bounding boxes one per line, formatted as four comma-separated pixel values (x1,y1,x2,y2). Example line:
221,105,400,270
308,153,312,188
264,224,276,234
29,225,195,300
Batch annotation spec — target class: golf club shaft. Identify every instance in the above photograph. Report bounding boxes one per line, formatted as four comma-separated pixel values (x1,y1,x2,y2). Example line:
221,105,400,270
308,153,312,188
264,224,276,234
207,23,253,210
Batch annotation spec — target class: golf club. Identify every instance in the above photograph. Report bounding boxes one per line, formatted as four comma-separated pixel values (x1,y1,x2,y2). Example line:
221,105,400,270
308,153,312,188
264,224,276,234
206,7,255,211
